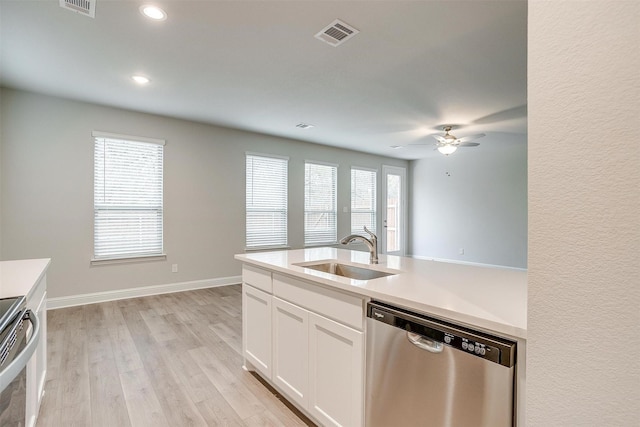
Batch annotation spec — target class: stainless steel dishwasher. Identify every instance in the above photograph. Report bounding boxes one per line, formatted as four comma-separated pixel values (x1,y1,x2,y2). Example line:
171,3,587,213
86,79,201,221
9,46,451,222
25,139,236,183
366,301,517,427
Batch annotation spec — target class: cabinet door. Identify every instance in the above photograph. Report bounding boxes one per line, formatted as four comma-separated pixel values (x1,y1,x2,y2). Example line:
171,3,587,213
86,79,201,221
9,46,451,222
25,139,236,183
272,297,309,409
242,283,272,378
309,313,364,427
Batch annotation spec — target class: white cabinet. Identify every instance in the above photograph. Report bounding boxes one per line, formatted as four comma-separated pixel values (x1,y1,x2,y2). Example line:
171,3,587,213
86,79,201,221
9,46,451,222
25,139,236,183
272,297,364,427
272,297,309,409
25,270,47,427
308,313,363,427
242,283,272,378
242,265,365,427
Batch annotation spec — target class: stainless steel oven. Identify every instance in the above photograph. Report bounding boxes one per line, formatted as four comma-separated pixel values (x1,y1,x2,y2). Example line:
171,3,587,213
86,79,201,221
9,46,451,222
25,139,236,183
0,296,41,426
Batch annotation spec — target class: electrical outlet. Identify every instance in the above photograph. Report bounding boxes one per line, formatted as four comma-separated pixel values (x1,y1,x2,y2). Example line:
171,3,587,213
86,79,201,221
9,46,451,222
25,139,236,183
171,264,178,273
459,248,465,255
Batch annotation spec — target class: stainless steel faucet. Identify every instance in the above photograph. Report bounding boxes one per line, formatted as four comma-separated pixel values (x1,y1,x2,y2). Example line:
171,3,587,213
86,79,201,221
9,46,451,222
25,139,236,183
340,226,379,264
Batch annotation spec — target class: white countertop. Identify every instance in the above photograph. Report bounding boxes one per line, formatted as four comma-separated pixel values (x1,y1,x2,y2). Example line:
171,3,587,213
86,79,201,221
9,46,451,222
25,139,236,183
0,258,51,300
235,248,527,339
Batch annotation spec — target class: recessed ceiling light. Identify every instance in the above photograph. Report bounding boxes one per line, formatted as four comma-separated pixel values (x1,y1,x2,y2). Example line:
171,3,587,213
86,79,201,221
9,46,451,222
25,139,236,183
296,123,314,130
131,75,150,85
140,5,167,21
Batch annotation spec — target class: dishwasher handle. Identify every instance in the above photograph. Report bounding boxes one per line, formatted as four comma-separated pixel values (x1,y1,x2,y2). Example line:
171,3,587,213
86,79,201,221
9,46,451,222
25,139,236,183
407,332,443,353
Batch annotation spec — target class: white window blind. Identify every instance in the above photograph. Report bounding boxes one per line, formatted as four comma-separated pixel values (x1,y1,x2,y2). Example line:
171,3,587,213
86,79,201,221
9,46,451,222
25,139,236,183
246,154,288,248
351,168,377,235
305,162,337,245
93,133,164,260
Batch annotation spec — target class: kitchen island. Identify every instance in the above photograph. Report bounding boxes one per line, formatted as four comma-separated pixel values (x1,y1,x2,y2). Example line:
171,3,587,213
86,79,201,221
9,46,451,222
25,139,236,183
235,248,527,426
235,247,526,338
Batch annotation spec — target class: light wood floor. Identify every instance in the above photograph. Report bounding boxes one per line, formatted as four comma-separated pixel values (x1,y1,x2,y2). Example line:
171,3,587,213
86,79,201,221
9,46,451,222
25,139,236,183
37,285,314,427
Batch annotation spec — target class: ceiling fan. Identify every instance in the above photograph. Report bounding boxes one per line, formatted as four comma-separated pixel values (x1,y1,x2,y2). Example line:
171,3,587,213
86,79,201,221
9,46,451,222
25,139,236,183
413,126,486,155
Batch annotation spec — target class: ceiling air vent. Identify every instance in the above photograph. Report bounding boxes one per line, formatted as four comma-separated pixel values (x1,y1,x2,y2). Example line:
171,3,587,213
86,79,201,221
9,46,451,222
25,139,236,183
59,0,96,18
314,19,359,47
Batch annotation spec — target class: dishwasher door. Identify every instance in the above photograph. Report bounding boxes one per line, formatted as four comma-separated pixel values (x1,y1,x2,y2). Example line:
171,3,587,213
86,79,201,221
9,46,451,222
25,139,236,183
365,302,516,427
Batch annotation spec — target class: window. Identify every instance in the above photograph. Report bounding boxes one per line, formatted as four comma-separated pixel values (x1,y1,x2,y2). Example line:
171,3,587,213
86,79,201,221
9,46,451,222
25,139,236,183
246,154,288,248
305,162,337,245
351,168,377,235
93,131,164,261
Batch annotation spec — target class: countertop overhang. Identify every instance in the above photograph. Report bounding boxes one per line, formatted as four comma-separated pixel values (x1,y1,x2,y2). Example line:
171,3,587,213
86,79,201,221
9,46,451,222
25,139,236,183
0,258,51,300
235,248,527,339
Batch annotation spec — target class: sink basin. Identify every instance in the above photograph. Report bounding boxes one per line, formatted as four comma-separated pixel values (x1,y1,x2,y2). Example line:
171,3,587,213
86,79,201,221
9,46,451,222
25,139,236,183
295,261,396,280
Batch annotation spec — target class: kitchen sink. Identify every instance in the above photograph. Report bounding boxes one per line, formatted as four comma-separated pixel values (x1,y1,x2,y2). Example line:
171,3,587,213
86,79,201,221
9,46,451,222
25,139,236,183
295,261,396,280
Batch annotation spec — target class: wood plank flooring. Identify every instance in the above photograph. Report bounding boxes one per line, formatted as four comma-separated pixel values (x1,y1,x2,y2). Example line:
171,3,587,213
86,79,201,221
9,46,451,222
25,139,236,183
37,285,314,427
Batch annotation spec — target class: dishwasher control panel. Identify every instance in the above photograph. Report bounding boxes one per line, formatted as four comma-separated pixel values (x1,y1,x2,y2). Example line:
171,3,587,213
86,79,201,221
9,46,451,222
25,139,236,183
445,333,497,361
367,302,516,367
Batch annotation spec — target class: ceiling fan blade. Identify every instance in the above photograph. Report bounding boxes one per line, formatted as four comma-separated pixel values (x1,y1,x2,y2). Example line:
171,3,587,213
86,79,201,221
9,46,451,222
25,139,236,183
432,135,447,144
456,133,485,143
458,142,480,147
408,142,433,146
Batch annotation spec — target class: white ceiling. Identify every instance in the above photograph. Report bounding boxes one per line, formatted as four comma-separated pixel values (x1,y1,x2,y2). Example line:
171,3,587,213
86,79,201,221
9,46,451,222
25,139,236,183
0,0,527,160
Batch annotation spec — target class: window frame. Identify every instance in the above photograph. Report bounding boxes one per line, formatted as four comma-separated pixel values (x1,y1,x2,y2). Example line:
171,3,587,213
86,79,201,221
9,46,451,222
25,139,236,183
245,152,289,250
350,166,378,236
91,131,166,265
304,160,338,246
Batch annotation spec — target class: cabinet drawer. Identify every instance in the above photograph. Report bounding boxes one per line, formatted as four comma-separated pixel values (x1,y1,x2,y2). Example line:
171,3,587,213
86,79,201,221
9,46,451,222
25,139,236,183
273,273,364,330
242,265,272,292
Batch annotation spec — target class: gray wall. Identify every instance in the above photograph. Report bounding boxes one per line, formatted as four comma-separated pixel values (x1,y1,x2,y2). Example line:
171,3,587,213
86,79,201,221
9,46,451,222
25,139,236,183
0,89,3,259
0,88,407,298
409,133,527,268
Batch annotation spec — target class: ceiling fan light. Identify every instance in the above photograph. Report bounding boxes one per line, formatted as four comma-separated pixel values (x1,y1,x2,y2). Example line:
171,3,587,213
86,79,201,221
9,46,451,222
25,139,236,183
437,145,458,155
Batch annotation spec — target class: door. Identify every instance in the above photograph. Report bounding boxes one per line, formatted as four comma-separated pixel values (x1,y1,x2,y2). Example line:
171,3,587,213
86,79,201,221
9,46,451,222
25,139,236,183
242,283,272,378
382,165,407,255
272,297,309,409
308,312,364,427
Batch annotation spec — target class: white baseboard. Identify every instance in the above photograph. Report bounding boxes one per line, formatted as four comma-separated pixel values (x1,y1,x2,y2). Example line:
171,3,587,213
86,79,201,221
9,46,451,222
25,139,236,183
47,275,242,310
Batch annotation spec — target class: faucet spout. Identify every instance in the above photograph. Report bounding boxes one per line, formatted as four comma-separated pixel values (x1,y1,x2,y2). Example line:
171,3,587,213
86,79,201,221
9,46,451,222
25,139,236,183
340,226,378,264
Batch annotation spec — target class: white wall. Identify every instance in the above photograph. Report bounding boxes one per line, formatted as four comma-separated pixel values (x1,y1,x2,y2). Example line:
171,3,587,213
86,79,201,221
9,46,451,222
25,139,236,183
528,1,639,425
409,133,527,268
0,88,407,299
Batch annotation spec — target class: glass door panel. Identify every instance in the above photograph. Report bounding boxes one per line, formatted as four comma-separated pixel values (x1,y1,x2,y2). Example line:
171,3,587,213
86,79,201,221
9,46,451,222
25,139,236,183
382,166,406,255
